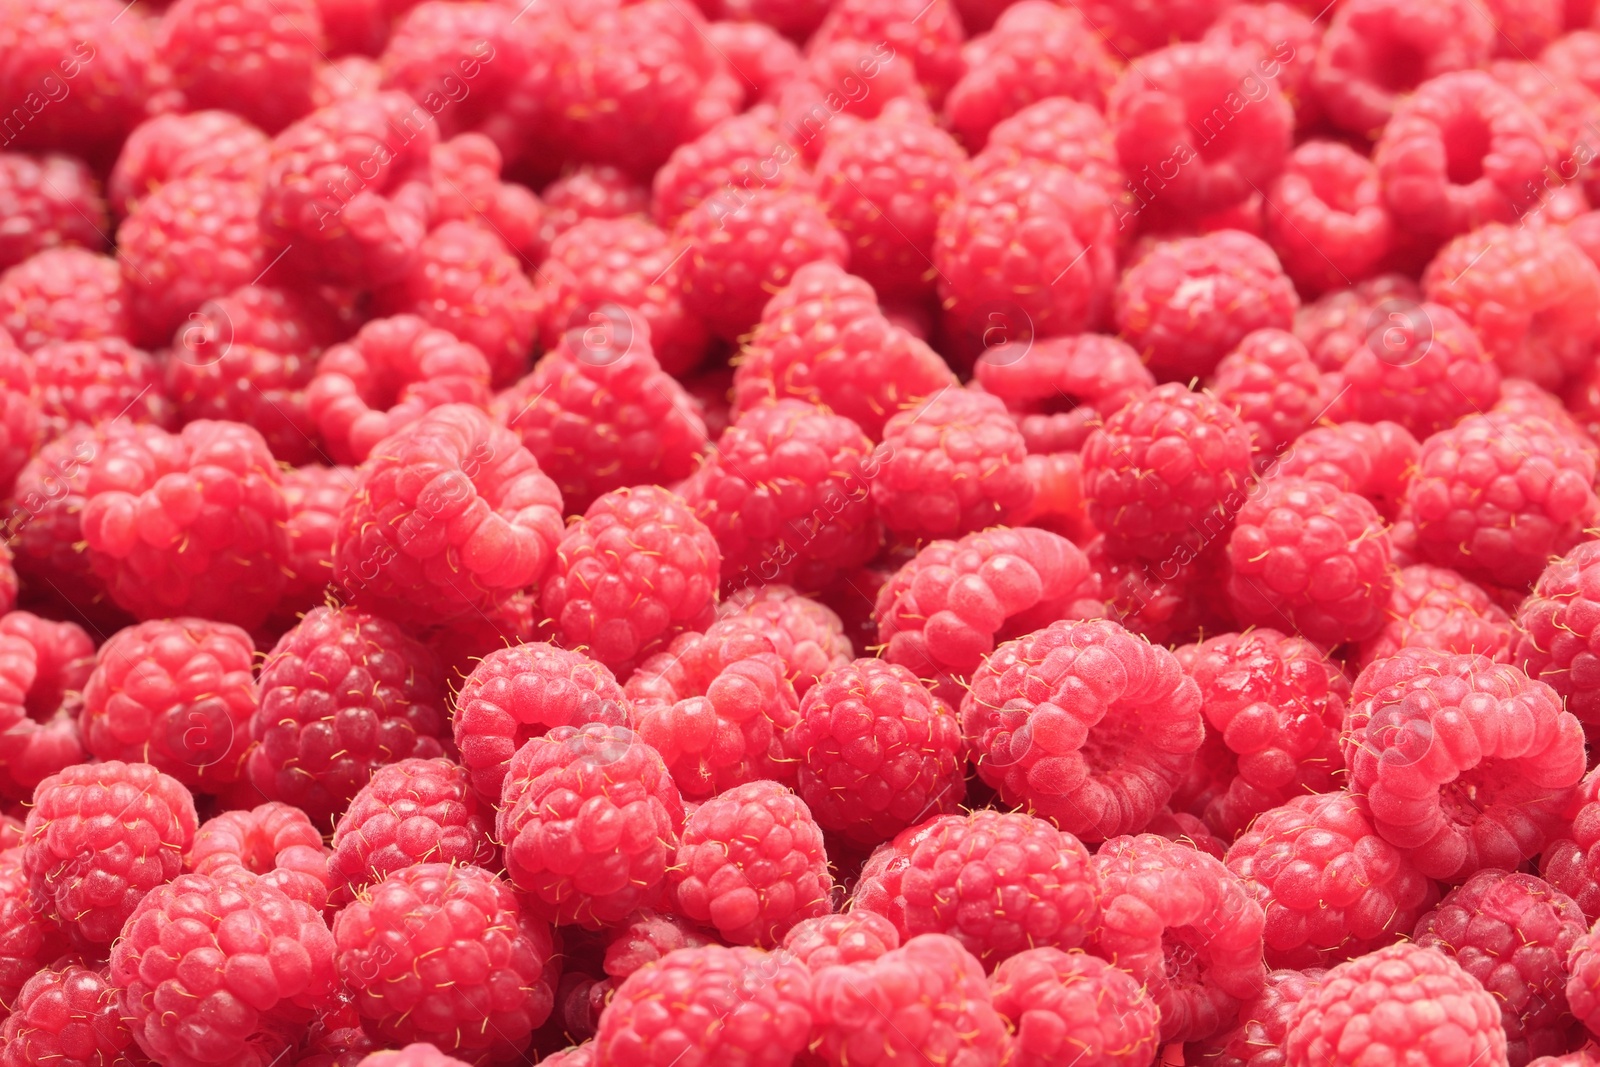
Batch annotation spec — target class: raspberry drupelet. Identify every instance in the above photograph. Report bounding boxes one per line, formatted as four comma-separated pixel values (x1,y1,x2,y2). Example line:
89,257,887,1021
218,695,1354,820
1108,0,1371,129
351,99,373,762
854,808,1100,968
1190,968,1327,1067
989,948,1161,1067
539,165,650,245
1361,563,1514,668
0,959,140,1067
1078,0,1225,55
0,612,93,802
1209,328,1337,472
783,911,901,970
0,152,108,273
1264,140,1394,297
377,4,529,142
0,248,133,353
970,96,1121,202
187,802,332,910
1273,419,1419,521
972,333,1155,455
1517,540,1600,728
276,465,354,621
714,584,853,696
108,111,271,218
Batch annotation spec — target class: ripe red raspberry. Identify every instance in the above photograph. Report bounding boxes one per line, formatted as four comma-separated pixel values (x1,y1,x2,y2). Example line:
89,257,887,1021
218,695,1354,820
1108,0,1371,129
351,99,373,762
1500,379,1597,453
1399,412,1599,589
1414,870,1587,1065
0,847,66,1019
377,3,527,141
649,110,812,230
1544,768,1600,921
990,947,1161,1067
536,1045,594,1067
1344,649,1586,882
714,585,852,695
1284,943,1507,1067
729,261,955,442
33,337,173,437
1189,968,1327,1067
276,464,353,619
22,760,197,947
333,863,555,1058
1087,535,1235,647
775,40,927,144
1264,140,1394,297
625,621,800,800
157,0,320,134
500,723,684,928
539,165,649,247
601,909,715,980
0,153,107,273
332,403,564,624
0,959,139,1067
1423,223,1600,390
1091,833,1265,1043
427,136,543,265
540,485,719,677
1078,0,1226,55
250,605,449,828
1568,923,1600,1041
933,161,1117,363
0,248,133,353
790,658,965,848
5,425,118,615
328,757,495,907
1202,2,1323,123
674,187,848,343
109,111,271,218
1115,232,1300,383
80,617,257,791
973,333,1154,454
0,331,37,499
854,809,1099,967
189,802,332,910
1361,563,1514,668
0,612,93,801
1274,419,1418,521
810,934,1012,1067
373,221,538,387
701,20,800,106
533,217,708,378
1211,328,1338,470
971,98,1119,204
594,944,812,1067
355,1047,472,1067
811,0,965,105
1517,540,1600,728
783,911,900,970
452,641,630,802
260,92,437,288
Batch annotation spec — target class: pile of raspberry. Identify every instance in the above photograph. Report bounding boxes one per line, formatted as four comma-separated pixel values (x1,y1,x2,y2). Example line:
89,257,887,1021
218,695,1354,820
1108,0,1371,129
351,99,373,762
11,3,1600,1067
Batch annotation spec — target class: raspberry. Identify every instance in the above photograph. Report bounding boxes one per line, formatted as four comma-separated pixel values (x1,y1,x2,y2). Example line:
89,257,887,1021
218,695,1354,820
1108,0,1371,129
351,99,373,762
1516,540,1600,729
377,3,526,141
372,220,538,387
536,1045,594,1067
355,1047,472,1067
1399,412,1599,589
22,760,198,947
713,585,853,695
601,910,715,980
1091,833,1266,1043
157,0,320,134
1423,223,1600,390
33,337,174,437
944,2,1116,150
0,848,65,1019
1115,232,1299,383
1202,2,1323,125
970,97,1121,206
499,723,684,928
933,161,1117,364
0,153,107,273
1087,535,1236,647
452,641,630,803
189,802,333,910
334,863,555,1057
776,40,927,144
6,425,119,616
1414,869,1587,1065
782,911,900,970
1273,419,1419,521
426,136,543,265
1500,380,1597,454
810,934,1012,1067
0,331,37,498
625,621,800,800
854,809,1099,967
0,959,140,1067
1263,140,1394,297
496,322,707,515
259,92,437,288
1191,968,1327,1067
989,948,1161,1067
533,217,708,378
593,944,812,1067
1211,328,1338,470
790,658,965,847
0,612,93,801
80,617,257,791
306,314,491,465
540,486,719,677
649,110,812,230
331,403,565,624
703,21,800,107
1283,943,1507,1067
79,419,289,628
250,605,450,829
109,111,271,218
539,165,649,246
0,248,133,353
1079,0,1226,56
1361,563,1514,668
811,0,965,105
675,187,849,343
1544,766,1600,920
1344,648,1587,882
328,757,495,907
729,261,955,441
277,465,354,619
974,333,1154,454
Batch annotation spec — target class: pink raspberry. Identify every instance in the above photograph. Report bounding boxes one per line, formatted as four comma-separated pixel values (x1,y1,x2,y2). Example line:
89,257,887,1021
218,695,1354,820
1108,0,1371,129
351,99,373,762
1087,535,1236,647
811,0,965,105
989,947,1161,1067
0,847,66,1020
1114,231,1300,383
1500,379,1597,453
333,863,555,1058
594,944,812,1067
355,1047,472,1067
0,248,132,353
276,465,354,620
331,403,565,624
0,959,139,1067
1516,540,1600,728
188,802,332,910
1202,2,1323,127
499,723,684,929
108,111,271,218
775,40,927,142
1399,412,1599,589
854,809,1100,967
810,934,1012,1067
0,330,38,500
1284,943,1506,1067
1190,968,1327,1067
1079,0,1227,55
533,217,708,378
452,641,630,803
1210,328,1339,470
22,760,198,947
328,757,496,907
373,220,538,387
1273,419,1419,521
1546,770,1600,923
648,110,812,230
377,3,527,141
5,426,118,616
33,337,173,437
601,910,716,980
80,617,258,791
714,585,853,696
1091,833,1266,1043
971,97,1121,204
933,161,1117,364
157,0,319,134
1414,869,1588,1065
536,1045,595,1067
539,165,649,246
0,612,93,801
259,93,436,287
0,152,107,273
790,657,965,847
540,485,719,677
426,135,543,265
973,333,1155,454
782,911,900,970
78,419,289,628
1344,649,1587,882
702,20,801,106
1361,563,1514,668
1264,140,1394,297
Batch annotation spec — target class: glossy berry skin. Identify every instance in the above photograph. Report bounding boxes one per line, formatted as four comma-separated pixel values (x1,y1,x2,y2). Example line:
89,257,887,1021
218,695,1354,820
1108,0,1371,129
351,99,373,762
188,802,331,911
0,959,140,1067
0,611,94,802
1517,541,1600,727
989,948,1160,1067
1273,419,1419,522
